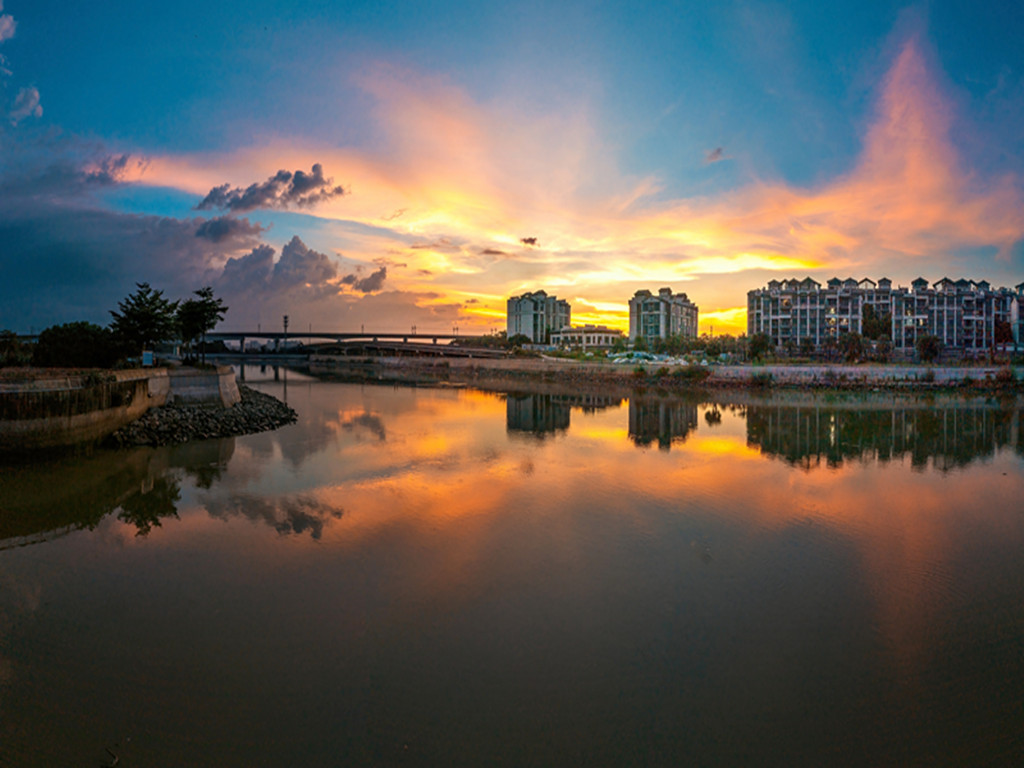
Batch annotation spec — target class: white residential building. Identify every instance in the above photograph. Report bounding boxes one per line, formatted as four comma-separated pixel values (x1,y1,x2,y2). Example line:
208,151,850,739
747,276,1022,353
507,291,571,343
628,288,699,343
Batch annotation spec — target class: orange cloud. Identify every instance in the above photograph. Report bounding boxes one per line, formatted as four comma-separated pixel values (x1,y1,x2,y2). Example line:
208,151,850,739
133,37,1023,333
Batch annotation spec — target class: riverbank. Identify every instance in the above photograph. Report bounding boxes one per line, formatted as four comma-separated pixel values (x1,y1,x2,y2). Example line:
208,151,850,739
106,384,297,447
305,354,1022,393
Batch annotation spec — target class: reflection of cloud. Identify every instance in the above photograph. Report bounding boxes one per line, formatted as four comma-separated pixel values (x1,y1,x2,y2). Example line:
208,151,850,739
205,494,343,540
341,412,387,442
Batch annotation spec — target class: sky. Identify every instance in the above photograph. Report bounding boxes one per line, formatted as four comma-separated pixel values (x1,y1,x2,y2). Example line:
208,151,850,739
1,0,1023,336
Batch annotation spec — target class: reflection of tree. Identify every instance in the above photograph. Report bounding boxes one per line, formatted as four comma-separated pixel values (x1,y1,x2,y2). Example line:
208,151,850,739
0,439,233,548
628,399,698,451
170,439,235,490
116,477,182,536
204,495,343,540
746,403,1020,470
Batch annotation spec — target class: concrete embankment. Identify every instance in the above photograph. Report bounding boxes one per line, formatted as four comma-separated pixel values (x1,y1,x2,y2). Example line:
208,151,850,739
0,366,243,451
307,354,1022,391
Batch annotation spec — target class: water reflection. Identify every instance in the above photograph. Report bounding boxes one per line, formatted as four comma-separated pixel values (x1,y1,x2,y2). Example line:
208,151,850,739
0,439,233,547
746,400,1022,470
205,494,343,539
628,397,699,450
506,392,621,438
3,379,1024,766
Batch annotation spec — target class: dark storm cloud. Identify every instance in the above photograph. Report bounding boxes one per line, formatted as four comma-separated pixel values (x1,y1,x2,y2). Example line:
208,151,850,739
0,152,143,203
339,265,387,293
218,237,388,299
196,163,346,212
353,266,387,293
195,215,264,243
520,236,538,246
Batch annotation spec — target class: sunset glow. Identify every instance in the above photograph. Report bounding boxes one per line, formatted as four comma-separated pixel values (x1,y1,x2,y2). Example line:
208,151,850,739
1,3,1022,336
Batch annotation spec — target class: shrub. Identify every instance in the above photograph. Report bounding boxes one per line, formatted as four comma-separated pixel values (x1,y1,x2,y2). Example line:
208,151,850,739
633,365,647,378
32,322,123,368
671,366,712,382
995,367,1015,384
750,371,773,387
919,367,936,383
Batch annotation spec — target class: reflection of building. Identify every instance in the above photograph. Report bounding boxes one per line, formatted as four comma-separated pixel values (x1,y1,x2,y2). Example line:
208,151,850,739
628,399,698,450
745,403,1022,470
507,290,571,343
629,288,699,343
550,324,624,350
506,393,623,438
747,276,1023,353
507,394,571,437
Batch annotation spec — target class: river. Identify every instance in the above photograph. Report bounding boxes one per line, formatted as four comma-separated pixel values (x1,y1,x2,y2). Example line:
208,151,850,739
1,365,1022,766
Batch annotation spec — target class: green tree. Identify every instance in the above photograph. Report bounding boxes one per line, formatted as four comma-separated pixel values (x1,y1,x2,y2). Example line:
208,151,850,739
633,335,649,352
32,322,122,368
994,320,1013,346
507,333,531,348
839,332,864,362
748,332,771,361
861,304,892,340
110,283,180,357
915,333,941,363
799,336,815,358
1,330,31,367
873,334,892,362
611,337,626,353
177,286,228,364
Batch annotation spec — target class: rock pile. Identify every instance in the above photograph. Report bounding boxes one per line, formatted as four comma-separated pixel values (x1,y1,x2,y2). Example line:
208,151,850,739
108,385,297,447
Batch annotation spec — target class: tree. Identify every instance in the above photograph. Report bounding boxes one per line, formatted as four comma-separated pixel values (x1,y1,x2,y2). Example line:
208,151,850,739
32,322,122,368
1,330,31,367
748,332,771,361
861,304,892,340
178,286,228,364
507,333,531,348
915,333,941,363
110,283,180,357
994,320,1013,346
633,335,649,352
799,336,815,358
839,332,864,363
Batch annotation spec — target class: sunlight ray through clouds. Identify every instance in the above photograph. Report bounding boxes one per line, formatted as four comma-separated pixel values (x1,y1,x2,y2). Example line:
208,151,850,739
133,37,1023,334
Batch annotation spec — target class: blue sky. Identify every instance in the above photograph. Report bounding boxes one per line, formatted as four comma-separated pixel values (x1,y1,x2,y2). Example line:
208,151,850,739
2,0,1023,333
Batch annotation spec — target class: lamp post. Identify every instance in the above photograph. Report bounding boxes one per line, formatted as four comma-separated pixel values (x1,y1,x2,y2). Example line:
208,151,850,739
283,315,289,353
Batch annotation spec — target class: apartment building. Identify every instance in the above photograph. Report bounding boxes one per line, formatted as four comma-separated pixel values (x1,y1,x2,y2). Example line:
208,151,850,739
628,288,699,343
506,290,571,343
747,276,1022,353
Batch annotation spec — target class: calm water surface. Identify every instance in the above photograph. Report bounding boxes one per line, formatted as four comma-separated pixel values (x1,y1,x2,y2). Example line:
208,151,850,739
1,367,1023,766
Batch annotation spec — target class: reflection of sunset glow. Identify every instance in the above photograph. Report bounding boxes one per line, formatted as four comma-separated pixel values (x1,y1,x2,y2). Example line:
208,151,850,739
132,37,1024,333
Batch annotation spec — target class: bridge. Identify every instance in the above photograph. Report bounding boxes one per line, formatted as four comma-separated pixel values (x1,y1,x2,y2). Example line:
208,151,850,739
204,331,509,358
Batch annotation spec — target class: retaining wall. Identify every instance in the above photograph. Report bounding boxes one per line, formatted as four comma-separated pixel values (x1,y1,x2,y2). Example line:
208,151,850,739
0,365,239,451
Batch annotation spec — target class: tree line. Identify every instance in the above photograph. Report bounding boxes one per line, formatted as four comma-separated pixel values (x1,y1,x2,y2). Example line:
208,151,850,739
1,283,227,369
